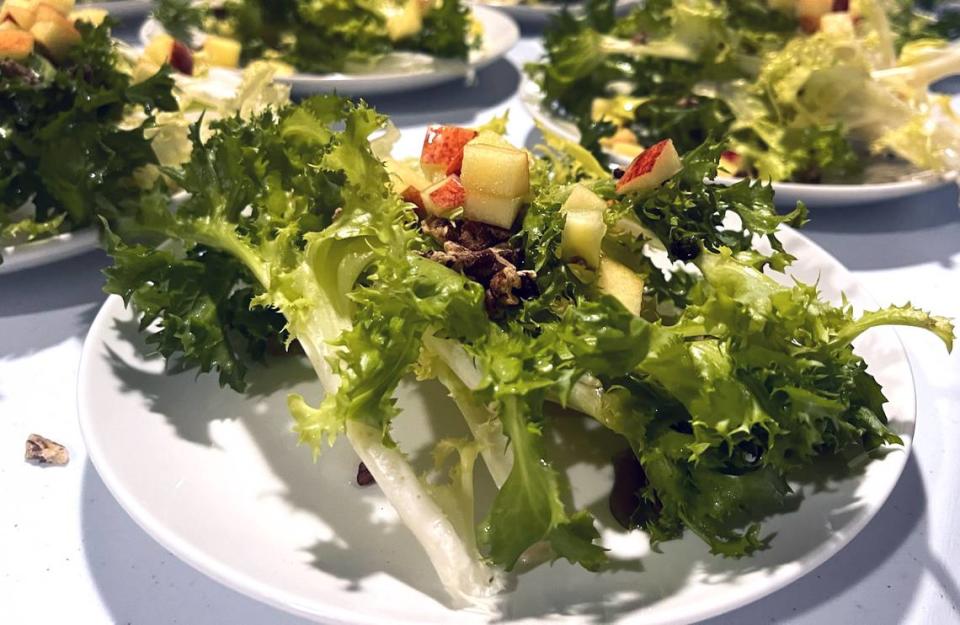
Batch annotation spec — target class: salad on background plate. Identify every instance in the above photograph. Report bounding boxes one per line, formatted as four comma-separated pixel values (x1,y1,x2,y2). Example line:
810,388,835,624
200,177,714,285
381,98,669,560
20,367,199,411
0,0,290,272
142,0,520,95
87,92,953,613
525,0,960,204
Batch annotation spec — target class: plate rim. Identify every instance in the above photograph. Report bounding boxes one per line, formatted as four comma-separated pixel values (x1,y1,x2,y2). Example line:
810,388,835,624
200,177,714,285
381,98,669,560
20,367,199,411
77,227,918,625
0,227,100,275
138,6,519,93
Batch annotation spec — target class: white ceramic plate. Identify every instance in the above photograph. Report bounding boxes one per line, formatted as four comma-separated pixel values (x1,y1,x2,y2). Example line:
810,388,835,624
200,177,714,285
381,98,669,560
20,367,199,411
78,227,916,624
0,228,99,275
140,6,519,96
473,0,639,24
83,0,152,18
521,77,951,209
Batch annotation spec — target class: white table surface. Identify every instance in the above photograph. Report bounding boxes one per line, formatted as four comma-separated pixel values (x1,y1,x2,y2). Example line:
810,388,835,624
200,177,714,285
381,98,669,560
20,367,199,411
2,31,960,625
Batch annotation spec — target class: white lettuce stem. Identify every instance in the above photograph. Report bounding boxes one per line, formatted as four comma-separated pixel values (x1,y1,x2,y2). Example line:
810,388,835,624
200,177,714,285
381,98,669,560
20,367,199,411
291,323,503,607
872,44,960,89
426,336,604,421
423,335,513,488
346,421,505,608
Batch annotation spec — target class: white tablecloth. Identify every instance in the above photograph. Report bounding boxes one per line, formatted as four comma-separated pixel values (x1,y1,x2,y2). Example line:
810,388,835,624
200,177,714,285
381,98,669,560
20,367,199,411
2,34,960,625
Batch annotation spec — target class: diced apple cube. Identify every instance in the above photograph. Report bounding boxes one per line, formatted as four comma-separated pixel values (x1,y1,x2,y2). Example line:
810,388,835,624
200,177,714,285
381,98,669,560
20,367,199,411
718,150,742,177
0,28,33,59
469,129,513,149
29,12,78,61
796,0,833,32
2,0,38,29
819,11,854,37
34,3,66,23
203,34,241,68
143,33,174,66
386,159,430,197
616,139,683,195
461,142,529,199
561,207,606,269
420,125,477,181
561,184,607,214
463,190,523,229
37,0,72,15
401,185,425,212
422,175,465,217
69,7,106,25
386,0,422,41
131,58,162,83
598,258,645,316
169,39,193,75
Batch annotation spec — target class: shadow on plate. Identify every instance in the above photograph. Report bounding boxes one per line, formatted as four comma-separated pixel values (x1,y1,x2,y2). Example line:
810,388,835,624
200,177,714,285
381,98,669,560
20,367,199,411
361,59,521,127
80,461,314,625
90,314,948,623
698,453,955,625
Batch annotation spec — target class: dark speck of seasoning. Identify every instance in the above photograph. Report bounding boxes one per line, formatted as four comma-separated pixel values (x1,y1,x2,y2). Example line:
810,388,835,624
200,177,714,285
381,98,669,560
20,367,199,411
357,462,375,487
613,168,625,179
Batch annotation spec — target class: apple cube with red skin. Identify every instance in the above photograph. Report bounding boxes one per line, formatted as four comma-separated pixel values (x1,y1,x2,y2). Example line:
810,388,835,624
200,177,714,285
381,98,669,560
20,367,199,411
796,0,833,32
615,139,683,195
420,125,478,181
718,150,742,177
169,39,193,75
422,175,465,217
401,185,425,212
0,28,34,59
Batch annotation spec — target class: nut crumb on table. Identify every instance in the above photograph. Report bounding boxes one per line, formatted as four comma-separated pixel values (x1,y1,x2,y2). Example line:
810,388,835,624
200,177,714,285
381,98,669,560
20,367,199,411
25,434,69,466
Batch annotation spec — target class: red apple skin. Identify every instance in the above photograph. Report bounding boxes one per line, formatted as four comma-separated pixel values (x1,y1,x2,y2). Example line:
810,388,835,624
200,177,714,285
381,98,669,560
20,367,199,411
616,139,683,195
423,175,465,217
420,125,478,178
832,0,849,11
169,40,193,75
401,185,425,210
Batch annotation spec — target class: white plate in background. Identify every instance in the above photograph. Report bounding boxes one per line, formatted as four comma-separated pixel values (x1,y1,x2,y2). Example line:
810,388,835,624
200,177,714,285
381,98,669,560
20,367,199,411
84,0,153,18
474,0,639,24
79,226,917,624
1,228,99,275
140,6,520,96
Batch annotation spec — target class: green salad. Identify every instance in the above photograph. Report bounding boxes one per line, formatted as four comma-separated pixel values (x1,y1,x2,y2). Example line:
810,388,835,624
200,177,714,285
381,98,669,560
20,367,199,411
0,18,177,254
0,5,290,265
528,0,960,183
153,0,479,74
102,95,953,605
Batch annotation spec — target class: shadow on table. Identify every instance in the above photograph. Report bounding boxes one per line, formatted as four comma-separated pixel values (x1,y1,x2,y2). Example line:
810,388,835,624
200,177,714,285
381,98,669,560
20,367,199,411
800,182,960,271
0,249,106,358
361,58,521,126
